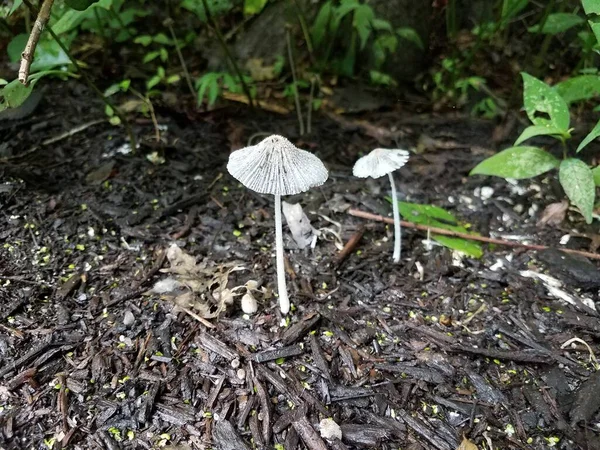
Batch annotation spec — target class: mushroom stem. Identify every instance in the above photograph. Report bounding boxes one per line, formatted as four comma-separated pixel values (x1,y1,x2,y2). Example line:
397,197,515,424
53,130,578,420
274,194,290,314
388,172,401,263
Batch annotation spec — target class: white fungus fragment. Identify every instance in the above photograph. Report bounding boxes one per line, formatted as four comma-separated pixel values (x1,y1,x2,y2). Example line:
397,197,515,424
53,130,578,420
319,418,342,441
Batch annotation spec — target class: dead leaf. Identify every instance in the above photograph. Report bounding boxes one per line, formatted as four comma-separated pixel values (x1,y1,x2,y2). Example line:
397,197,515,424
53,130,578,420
85,161,115,185
537,200,569,227
282,201,318,249
457,436,478,450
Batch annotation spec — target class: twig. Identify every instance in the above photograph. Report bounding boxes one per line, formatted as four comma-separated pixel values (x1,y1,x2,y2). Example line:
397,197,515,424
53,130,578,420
348,208,600,261
200,0,254,108
164,17,196,101
334,226,365,266
19,0,54,85
21,0,136,150
291,0,315,65
0,119,105,163
286,27,305,135
306,76,316,134
179,306,216,329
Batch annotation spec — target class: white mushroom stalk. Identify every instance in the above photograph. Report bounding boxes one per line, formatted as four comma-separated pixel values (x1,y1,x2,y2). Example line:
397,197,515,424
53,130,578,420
227,135,328,314
353,148,410,263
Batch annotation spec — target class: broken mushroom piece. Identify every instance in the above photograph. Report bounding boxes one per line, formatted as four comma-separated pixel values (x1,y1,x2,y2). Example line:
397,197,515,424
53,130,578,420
227,135,328,314
353,148,410,263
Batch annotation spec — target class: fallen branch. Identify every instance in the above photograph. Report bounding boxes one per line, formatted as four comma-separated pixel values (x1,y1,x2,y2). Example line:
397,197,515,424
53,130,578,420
348,208,600,261
19,0,55,84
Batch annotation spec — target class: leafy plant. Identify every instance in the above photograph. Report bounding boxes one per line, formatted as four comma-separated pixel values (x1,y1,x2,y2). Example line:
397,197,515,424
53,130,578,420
310,0,422,80
471,73,598,224
195,72,255,107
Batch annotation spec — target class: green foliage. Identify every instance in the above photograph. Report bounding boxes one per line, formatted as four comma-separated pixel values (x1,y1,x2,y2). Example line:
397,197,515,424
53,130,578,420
310,0,421,81
582,0,600,43
243,0,268,16
528,13,584,34
556,75,600,104
65,0,101,11
195,72,254,107
471,73,598,224
388,200,483,257
180,0,234,22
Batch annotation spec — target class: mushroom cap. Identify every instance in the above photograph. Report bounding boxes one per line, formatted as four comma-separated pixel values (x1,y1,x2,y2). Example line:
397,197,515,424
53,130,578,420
227,135,328,196
352,148,410,179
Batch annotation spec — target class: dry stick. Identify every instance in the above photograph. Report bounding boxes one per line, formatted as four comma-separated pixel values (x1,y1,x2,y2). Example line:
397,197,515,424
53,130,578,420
200,0,254,108
19,0,54,85
348,208,600,261
21,0,137,150
165,18,196,101
286,27,305,135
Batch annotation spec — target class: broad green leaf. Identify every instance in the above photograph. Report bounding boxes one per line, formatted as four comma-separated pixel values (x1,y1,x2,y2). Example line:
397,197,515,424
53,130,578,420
528,13,584,34
522,73,570,131
143,51,160,63
559,158,596,224
556,74,600,103
502,0,528,21
353,4,374,50
592,166,600,186
7,34,28,64
331,0,360,34
311,1,332,47
514,125,565,145
432,236,483,258
146,75,161,90
470,146,560,179
153,33,172,45
30,39,70,72
396,27,424,50
370,70,396,87
0,71,51,111
577,119,600,152
243,0,268,15
65,0,99,10
582,0,600,15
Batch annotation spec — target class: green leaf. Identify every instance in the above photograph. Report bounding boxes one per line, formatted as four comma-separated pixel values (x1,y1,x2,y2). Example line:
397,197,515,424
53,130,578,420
146,75,161,90
134,35,153,46
153,33,172,45
577,118,600,152
559,158,596,224
312,1,333,47
521,72,570,131
7,34,28,64
501,0,529,21
9,0,23,16
588,19,600,44
331,0,360,34
353,4,374,50
389,200,483,257
143,51,160,63
528,13,584,34
556,74,600,104
369,70,396,87
0,79,34,111
582,0,600,15
592,166,600,186
52,9,87,34
244,0,268,15
396,27,424,50
432,236,483,258
372,18,392,32
470,146,560,179
514,125,565,145
166,74,180,84
65,0,99,11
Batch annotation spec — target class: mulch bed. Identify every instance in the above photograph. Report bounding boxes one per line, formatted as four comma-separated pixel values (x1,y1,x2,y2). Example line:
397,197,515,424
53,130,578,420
0,82,599,450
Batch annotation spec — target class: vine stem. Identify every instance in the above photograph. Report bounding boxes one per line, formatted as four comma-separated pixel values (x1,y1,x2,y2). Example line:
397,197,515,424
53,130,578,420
200,0,254,108
21,0,137,150
165,18,196,101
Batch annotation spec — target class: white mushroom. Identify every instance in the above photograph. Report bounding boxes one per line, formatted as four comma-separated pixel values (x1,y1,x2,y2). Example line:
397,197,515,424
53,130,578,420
241,292,258,315
227,135,328,314
353,148,410,263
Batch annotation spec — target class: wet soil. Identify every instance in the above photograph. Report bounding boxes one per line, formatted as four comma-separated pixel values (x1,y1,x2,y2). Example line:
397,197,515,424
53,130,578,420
0,83,599,450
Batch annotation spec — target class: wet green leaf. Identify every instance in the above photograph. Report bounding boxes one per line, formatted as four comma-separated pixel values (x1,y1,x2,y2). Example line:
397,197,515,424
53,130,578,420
522,73,570,131
470,146,560,179
559,159,596,223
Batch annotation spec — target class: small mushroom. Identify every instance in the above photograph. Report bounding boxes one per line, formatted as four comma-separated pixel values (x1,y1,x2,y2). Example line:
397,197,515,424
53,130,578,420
353,148,410,263
227,135,328,314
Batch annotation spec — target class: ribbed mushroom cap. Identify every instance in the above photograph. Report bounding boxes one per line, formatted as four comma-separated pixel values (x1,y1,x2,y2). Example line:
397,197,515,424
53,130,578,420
353,148,410,179
227,135,328,196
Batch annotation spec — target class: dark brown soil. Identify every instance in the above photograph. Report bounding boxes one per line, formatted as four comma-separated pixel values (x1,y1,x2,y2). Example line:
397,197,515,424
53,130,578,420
0,82,599,450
